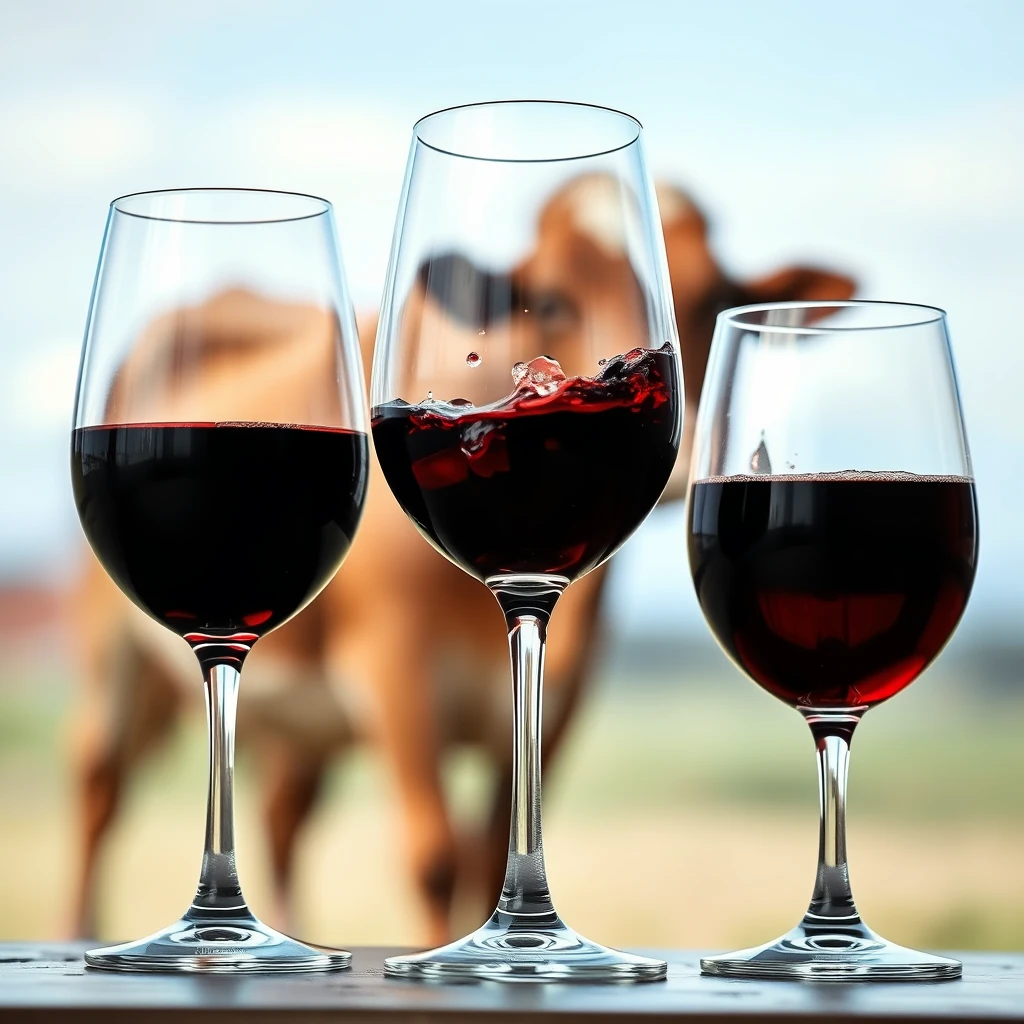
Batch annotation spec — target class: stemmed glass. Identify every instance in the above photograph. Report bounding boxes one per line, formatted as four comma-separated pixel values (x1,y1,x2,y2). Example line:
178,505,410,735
688,301,978,980
70,189,369,972
371,101,682,981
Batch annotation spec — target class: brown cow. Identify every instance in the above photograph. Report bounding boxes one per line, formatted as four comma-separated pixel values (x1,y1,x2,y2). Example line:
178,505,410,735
67,176,854,944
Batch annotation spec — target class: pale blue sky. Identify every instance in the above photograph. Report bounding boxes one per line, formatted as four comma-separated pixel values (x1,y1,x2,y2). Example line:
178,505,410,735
1,0,1021,641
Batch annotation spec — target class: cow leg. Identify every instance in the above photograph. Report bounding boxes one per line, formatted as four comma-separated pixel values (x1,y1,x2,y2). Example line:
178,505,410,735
479,682,586,921
334,614,456,947
68,632,182,938
70,739,123,939
478,596,597,922
261,742,328,935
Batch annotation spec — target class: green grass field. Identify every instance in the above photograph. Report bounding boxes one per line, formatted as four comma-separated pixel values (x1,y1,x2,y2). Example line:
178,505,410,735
0,662,1021,951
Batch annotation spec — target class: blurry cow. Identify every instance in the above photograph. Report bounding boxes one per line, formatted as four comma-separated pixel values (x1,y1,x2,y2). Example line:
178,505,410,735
68,176,854,943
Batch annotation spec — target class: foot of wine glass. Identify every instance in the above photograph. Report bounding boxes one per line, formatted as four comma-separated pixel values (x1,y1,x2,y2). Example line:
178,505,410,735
385,577,666,982
85,659,350,973
701,711,960,981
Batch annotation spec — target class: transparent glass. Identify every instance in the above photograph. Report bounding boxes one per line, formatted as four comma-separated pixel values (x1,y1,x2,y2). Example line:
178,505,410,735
70,188,369,972
372,101,682,981
688,301,979,980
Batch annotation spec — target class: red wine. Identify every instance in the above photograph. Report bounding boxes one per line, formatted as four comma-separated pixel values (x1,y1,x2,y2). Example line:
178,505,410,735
71,423,368,656
372,344,680,582
688,473,978,708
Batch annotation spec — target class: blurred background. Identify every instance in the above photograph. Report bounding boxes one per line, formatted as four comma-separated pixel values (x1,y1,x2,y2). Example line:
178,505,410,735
2,0,1023,951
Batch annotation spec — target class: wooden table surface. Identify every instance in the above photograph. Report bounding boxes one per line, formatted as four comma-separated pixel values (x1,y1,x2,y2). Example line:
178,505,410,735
0,945,1022,1022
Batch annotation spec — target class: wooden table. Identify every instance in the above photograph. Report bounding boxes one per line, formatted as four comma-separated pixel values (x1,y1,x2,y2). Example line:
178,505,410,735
0,945,1021,1022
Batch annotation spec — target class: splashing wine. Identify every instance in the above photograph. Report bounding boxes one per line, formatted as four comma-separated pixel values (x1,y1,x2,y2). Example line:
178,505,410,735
372,345,680,582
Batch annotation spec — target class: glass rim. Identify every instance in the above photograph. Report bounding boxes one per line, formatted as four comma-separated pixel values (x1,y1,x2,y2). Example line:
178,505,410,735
720,299,947,335
412,99,643,164
110,187,332,225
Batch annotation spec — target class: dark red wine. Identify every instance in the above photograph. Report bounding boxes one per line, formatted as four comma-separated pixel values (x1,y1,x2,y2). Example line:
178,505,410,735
71,423,368,651
688,473,978,708
372,345,680,582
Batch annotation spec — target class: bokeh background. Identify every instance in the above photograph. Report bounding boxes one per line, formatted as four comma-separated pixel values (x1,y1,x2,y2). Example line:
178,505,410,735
2,0,1023,950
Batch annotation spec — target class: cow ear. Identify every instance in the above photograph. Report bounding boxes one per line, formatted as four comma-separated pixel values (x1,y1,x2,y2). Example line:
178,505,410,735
655,182,708,235
742,266,856,303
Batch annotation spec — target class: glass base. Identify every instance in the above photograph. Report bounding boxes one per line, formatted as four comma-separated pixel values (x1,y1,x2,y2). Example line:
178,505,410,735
385,916,666,982
85,911,351,973
701,921,961,981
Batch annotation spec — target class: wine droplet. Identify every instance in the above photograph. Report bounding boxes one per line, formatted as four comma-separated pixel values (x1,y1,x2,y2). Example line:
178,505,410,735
598,358,608,366
426,390,433,400
466,352,481,368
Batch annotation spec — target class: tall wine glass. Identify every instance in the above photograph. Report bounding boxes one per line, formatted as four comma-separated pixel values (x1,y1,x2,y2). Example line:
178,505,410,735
371,101,682,981
70,189,369,972
688,301,978,980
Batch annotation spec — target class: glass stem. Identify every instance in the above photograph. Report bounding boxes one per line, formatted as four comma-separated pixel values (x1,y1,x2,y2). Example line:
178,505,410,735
489,575,568,930
188,663,250,919
800,710,864,932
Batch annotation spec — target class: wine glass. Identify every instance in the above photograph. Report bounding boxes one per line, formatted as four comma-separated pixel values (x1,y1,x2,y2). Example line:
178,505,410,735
688,300,978,980
70,188,369,972
371,100,682,981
